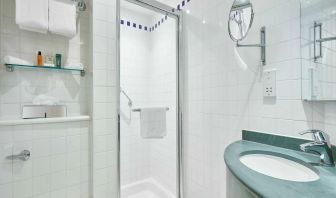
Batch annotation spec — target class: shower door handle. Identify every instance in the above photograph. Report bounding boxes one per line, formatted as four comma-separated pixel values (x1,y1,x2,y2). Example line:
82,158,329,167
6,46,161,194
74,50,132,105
7,150,31,161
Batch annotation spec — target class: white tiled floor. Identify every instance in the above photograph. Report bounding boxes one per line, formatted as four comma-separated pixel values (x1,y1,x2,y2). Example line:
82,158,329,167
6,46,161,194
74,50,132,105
126,190,159,198
121,178,175,198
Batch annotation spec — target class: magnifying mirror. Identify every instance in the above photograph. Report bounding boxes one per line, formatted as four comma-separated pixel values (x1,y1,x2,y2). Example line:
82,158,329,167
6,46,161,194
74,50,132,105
228,0,254,42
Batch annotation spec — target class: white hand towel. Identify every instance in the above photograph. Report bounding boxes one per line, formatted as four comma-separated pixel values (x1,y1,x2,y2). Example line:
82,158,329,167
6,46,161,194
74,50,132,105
15,0,48,33
64,62,84,70
140,107,167,139
4,56,33,65
49,0,77,38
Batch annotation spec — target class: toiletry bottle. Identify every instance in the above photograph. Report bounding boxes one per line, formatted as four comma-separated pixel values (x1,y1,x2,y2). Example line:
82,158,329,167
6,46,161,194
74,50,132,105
37,51,43,66
55,54,62,68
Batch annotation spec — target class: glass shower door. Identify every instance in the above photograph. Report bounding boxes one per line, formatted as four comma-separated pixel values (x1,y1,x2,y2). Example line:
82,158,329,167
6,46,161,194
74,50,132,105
119,0,180,198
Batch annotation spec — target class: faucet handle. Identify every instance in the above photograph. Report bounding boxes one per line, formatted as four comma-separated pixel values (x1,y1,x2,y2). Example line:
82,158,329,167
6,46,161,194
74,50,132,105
300,129,330,145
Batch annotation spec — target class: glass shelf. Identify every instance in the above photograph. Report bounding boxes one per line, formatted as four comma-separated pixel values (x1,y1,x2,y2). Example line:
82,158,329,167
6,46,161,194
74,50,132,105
5,64,85,76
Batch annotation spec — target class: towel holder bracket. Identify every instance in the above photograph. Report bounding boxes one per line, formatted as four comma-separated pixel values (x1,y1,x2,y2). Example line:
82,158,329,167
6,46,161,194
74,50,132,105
5,64,14,72
72,0,87,12
132,107,170,112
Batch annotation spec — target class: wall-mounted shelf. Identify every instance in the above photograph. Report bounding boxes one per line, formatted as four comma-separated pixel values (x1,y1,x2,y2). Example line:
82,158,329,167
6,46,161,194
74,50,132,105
0,115,90,126
5,64,85,76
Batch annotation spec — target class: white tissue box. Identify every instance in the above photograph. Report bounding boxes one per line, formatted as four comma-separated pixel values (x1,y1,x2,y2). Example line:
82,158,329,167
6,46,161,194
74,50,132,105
22,105,67,119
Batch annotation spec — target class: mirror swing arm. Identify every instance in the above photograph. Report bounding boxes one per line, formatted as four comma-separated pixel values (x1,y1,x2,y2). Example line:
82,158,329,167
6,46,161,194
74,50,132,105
236,26,266,65
314,22,336,62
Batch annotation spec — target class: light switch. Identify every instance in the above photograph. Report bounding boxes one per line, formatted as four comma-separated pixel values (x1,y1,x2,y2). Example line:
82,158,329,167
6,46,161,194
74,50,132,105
263,69,276,97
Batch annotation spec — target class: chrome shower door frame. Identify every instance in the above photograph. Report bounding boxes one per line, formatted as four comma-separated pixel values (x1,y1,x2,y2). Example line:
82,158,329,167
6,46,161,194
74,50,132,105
116,0,184,198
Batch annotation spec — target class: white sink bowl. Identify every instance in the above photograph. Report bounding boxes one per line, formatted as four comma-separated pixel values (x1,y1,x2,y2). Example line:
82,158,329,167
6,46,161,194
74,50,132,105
240,154,319,182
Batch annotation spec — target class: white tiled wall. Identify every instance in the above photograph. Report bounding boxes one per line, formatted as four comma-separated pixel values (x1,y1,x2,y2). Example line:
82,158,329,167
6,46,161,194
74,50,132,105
0,121,91,198
180,0,336,197
0,0,91,119
120,4,177,195
92,0,118,198
0,0,93,198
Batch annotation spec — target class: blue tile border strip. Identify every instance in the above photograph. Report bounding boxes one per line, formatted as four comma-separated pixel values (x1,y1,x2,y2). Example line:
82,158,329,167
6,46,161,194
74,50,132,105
121,0,191,32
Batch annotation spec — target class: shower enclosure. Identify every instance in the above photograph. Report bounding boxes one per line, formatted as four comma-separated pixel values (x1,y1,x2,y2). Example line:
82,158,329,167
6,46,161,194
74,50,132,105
117,0,182,197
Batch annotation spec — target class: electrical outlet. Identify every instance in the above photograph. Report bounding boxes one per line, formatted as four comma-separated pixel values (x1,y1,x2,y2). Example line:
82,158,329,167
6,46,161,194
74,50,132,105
263,69,276,97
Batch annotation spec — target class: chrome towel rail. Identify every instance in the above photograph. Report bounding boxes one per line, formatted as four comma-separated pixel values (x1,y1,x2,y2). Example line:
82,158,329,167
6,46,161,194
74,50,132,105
314,22,336,61
132,107,170,112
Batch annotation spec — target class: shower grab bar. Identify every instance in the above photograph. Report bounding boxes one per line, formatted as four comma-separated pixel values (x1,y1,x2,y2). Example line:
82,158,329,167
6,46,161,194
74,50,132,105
132,107,169,112
120,89,133,107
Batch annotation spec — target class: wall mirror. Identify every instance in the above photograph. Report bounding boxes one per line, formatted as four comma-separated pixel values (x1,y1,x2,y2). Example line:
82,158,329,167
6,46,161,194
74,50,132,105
228,0,266,65
228,0,254,42
301,0,336,101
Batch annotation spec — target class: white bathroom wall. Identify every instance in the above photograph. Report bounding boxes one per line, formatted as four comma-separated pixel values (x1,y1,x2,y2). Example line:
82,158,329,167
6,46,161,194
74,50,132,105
92,0,118,198
179,0,334,197
0,0,91,119
0,0,93,198
0,121,91,198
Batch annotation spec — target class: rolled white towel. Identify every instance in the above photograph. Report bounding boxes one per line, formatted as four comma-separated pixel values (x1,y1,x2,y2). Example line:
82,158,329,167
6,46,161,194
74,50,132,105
49,0,77,38
4,56,33,65
32,94,60,106
63,62,84,70
16,0,49,33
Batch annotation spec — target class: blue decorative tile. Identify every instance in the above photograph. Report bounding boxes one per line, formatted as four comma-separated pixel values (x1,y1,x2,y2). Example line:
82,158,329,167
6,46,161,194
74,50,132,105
122,0,192,32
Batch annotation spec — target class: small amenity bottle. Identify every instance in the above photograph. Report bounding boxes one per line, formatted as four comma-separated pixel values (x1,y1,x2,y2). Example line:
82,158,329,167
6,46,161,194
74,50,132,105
37,51,43,66
55,54,62,68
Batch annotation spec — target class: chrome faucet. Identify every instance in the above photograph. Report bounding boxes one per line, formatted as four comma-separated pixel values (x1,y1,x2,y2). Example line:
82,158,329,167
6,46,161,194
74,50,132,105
300,130,334,166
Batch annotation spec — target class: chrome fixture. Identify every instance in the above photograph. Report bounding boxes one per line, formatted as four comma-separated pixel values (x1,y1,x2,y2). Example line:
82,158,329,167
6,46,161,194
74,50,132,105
132,107,170,112
120,89,133,107
299,130,334,166
314,22,336,61
228,0,266,65
72,0,87,11
236,27,266,65
7,150,31,161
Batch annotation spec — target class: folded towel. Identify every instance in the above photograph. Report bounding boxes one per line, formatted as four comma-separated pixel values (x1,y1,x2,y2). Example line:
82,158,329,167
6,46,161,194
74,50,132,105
63,62,84,70
49,0,77,38
15,0,48,33
32,94,60,106
4,56,33,65
140,107,167,139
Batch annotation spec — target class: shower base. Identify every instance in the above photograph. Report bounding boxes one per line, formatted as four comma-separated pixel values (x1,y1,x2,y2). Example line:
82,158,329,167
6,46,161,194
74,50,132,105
121,178,175,198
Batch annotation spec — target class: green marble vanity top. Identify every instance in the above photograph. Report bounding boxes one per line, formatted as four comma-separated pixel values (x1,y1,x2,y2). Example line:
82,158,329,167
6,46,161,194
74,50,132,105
224,131,336,198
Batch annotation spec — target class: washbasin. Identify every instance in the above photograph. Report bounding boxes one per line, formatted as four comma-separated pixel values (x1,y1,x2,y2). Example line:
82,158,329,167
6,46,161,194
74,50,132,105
240,153,319,182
